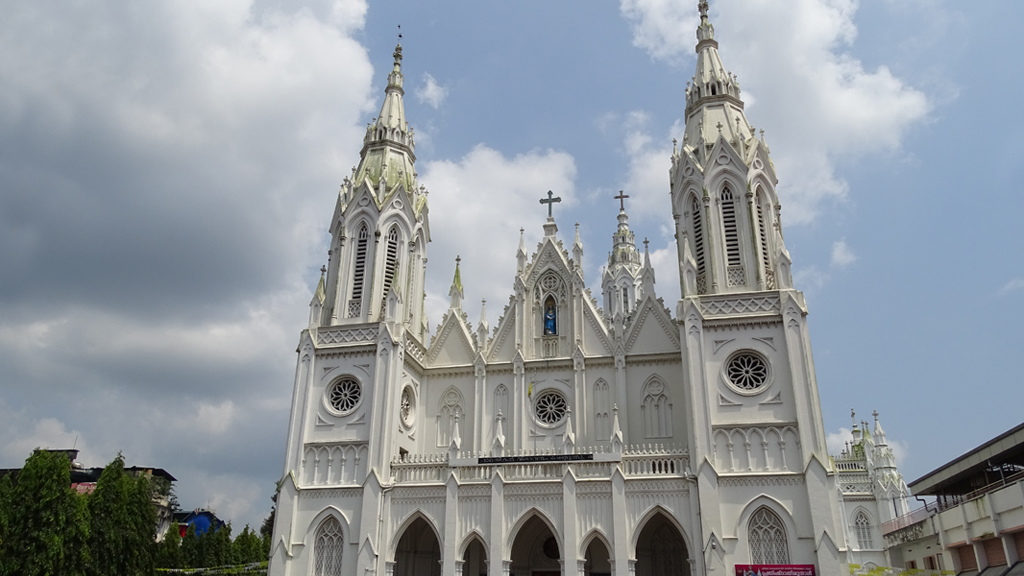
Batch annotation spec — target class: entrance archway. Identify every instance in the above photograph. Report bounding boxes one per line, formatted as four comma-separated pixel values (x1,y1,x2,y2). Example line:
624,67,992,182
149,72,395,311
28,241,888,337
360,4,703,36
510,515,561,576
635,513,689,576
395,517,441,576
462,536,487,576
584,536,611,576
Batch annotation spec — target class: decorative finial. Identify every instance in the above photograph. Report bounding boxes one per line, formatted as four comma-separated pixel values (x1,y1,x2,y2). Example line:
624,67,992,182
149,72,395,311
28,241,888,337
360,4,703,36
456,255,461,265
320,265,327,275
393,25,403,65
698,0,709,20
716,122,723,134
643,238,650,250
851,408,856,428
873,410,879,421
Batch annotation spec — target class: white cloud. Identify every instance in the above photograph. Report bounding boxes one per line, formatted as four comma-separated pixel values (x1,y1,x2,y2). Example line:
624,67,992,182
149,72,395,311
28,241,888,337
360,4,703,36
420,145,577,330
417,73,449,109
831,237,857,267
826,426,853,456
793,266,830,291
999,278,1024,295
619,0,931,223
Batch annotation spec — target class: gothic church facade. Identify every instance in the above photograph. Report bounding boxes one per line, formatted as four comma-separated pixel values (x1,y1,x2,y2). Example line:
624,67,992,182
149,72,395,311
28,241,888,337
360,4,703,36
269,3,901,575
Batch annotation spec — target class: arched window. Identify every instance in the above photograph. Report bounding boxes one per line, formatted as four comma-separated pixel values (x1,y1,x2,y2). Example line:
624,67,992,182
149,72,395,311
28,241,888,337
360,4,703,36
642,378,672,439
622,286,631,314
756,191,771,271
690,196,706,276
313,516,344,576
748,507,789,565
594,379,611,440
720,187,741,268
349,224,369,317
380,227,400,317
436,387,463,447
854,512,873,550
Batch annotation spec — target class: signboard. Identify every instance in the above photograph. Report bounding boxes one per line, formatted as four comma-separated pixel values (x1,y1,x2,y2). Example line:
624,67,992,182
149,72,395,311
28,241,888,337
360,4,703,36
478,454,594,465
735,565,816,576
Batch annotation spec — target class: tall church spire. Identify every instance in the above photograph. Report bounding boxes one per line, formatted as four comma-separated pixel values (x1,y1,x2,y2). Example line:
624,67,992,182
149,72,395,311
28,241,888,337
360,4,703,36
353,41,417,199
602,194,645,317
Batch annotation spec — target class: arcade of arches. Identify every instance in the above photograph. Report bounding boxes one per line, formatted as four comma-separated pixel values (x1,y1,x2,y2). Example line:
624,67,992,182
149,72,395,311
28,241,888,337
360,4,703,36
390,512,687,576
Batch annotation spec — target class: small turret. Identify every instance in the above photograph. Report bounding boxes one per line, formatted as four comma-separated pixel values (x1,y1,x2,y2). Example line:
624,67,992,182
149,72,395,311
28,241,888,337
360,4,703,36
449,256,464,311
517,228,527,273
573,222,584,265
476,299,489,350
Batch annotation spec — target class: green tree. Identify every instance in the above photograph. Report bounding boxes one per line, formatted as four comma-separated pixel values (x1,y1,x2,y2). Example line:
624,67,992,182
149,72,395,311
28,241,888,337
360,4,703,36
232,525,263,564
0,450,88,576
209,522,232,566
157,521,183,568
86,454,156,576
180,523,198,568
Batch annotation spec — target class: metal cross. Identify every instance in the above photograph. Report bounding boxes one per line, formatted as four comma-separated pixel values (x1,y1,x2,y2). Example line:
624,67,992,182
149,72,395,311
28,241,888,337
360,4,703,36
614,190,630,211
539,190,562,218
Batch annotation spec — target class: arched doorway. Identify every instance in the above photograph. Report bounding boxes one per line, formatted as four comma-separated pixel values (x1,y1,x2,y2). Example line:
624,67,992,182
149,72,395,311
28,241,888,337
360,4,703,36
511,515,561,576
395,517,441,576
584,536,611,576
462,537,487,576
635,513,689,576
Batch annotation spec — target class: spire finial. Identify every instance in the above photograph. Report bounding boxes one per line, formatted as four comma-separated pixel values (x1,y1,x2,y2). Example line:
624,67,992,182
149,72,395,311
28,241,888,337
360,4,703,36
643,238,650,251
614,190,629,211
394,25,403,65
320,265,327,276
698,0,709,21
873,409,879,421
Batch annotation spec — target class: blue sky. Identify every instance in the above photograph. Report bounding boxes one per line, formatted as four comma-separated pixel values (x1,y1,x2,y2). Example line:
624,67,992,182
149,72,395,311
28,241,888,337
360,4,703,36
0,0,1021,529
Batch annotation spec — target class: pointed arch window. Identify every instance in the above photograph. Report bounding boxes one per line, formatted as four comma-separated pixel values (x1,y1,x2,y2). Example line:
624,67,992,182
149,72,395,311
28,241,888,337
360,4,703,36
756,192,771,270
721,187,741,267
642,378,672,439
349,224,369,317
748,507,789,565
313,516,344,576
594,379,611,440
854,512,873,550
436,387,463,447
690,196,706,275
380,227,400,317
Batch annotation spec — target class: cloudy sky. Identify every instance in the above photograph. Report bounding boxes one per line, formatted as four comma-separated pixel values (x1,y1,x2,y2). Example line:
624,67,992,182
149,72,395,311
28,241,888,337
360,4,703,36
1,0,1021,529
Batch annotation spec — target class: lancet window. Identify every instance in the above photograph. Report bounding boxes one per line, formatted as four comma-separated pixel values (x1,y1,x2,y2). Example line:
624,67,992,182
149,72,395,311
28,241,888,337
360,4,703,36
854,512,873,550
642,378,672,439
436,387,463,447
748,507,789,565
594,379,611,440
380,226,400,317
690,196,706,276
313,516,344,576
349,224,369,317
756,191,771,270
721,187,741,267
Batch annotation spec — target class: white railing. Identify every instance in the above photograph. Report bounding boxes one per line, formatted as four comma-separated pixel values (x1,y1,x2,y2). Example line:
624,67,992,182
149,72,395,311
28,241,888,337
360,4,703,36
622,444,689,478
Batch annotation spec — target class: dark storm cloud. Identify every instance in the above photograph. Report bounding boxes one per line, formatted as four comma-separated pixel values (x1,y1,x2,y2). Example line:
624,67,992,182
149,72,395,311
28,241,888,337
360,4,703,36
0,0,375,527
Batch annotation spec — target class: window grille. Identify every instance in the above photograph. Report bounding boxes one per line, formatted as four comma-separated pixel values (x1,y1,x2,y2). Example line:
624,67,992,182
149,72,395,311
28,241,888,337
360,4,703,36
691,197,706,274
313,517,344,576
380,227,399,317
855,512,873,549
721,188,741,267
757,194,771,270
748,507,789,565
349,225,369,317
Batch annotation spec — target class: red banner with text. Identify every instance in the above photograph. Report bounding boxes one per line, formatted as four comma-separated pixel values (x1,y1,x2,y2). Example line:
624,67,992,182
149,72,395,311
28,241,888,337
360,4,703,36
735,565,816,576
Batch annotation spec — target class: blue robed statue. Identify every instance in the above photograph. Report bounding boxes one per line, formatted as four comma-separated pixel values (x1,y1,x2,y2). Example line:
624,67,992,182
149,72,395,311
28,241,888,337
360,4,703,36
543,301,556,335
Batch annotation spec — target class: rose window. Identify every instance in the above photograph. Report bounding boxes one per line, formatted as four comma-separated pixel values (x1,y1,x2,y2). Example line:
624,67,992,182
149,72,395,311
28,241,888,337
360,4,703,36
328,378,361,415
534,391,568,425
727,353,769,391
400,387,415,428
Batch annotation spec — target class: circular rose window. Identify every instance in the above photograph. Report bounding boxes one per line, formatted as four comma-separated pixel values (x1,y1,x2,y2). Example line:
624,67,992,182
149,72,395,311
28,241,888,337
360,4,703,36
400,386,415,428
327,377,361,415
726,352,770,392
534,390,568,425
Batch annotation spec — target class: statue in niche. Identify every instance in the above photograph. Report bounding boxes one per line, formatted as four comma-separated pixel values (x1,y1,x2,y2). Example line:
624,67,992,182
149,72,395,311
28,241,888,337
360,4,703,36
543,297,557,335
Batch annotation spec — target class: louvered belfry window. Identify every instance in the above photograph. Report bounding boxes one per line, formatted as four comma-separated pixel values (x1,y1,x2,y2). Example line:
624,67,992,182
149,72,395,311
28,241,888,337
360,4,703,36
757,193,771,269
380,227,400,317
348,225,369,317
748,507,789,565
691,196,706,274
721,187,741,267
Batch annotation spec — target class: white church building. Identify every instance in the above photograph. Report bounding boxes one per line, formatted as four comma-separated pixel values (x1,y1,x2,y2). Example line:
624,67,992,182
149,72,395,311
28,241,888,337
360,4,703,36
269,3,908,575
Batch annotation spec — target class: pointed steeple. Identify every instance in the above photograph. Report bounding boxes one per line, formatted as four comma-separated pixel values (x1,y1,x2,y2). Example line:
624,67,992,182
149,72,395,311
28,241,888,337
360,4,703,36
602,194,645,316
449,256,464,310
516,228,527,273
353,41,417,198
573,222,584,264
476,299,489,350
682,0,754,161
641,238,656,296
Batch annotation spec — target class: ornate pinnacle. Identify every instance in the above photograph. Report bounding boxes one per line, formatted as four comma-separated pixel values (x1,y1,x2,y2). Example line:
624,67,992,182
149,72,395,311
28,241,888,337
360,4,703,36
698,0,709,20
